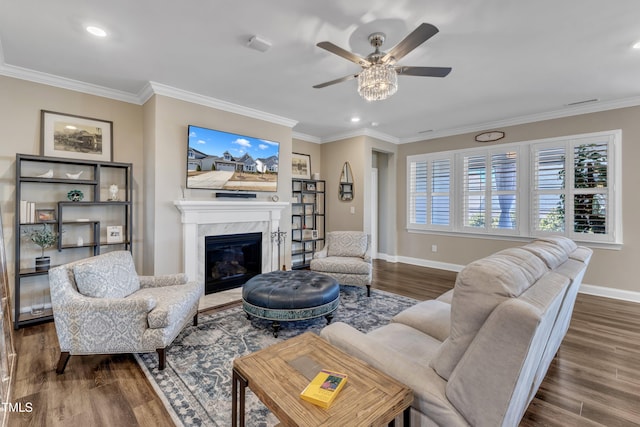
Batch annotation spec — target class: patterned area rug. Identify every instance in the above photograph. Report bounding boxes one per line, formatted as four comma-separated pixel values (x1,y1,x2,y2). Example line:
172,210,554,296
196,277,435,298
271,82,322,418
135,285,418,427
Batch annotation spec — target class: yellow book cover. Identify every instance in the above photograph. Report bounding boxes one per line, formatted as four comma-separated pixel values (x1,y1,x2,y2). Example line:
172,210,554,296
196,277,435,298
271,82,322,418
300,369,348,409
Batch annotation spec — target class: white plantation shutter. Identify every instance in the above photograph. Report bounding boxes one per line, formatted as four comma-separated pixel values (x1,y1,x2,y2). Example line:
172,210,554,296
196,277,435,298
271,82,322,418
431,159,451,226
409,160,427,225
533,145,566,233
572,140,608,236
408,155,452,228
462,154,486,229
491,152,517,230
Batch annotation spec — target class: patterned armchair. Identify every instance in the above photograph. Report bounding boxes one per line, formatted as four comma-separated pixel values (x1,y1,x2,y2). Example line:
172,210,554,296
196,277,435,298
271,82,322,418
48,251,202,373
310,231,373,296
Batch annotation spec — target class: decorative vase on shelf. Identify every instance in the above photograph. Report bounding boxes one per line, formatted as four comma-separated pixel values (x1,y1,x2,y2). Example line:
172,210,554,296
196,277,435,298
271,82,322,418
109,184,119,201
67,189,84,202
34,256,50,272
31,289,45,315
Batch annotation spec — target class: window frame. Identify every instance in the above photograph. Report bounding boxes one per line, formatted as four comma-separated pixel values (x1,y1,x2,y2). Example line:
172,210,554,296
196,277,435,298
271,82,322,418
406,129,622,246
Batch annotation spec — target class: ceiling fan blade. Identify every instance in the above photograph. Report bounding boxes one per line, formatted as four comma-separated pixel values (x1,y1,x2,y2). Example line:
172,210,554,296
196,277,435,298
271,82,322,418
396,66,452,77
382,23,439,63
316,41,370,67
313,73,359,89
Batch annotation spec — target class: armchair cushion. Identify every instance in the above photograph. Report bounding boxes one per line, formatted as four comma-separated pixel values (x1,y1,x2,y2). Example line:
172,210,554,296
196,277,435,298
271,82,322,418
326,231,368,258
310,256,371,275
136,281,204,329
73,251,140,299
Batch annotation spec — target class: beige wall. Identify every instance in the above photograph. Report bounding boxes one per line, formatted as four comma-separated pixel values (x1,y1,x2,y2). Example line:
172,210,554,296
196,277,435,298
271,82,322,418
397,106,640,293
321,136,366,232
0,75,145,310
146,95,293,274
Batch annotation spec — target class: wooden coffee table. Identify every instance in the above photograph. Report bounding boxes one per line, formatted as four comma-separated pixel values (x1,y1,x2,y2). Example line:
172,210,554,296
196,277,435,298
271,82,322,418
232,332,413,427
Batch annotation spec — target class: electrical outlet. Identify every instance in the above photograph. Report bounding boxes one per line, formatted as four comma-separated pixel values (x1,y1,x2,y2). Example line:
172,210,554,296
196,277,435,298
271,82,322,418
431,244,438,252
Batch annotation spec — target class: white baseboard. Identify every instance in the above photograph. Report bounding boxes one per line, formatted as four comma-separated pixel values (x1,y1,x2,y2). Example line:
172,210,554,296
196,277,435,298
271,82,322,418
374,252,398,263
578,283,640,303
391,255,465,273
381,255,640,304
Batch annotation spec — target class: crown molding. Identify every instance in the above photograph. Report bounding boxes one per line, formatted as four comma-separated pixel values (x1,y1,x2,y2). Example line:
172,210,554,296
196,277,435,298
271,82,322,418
400,95,640,143
292,132,322,144
0,59,298,129
321,127,399,144
148,81,298,128
0,63,142,104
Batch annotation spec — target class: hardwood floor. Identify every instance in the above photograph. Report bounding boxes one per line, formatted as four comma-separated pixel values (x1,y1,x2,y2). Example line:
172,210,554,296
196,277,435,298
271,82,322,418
8,260,640,426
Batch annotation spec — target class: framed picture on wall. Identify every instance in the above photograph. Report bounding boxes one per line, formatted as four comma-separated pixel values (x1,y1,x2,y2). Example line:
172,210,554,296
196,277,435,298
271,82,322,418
292,152,311,179
41,110,113,162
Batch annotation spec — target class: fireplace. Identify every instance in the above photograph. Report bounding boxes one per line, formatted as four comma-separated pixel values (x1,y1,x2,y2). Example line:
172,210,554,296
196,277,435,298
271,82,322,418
205,232,262,294
174,200,288,293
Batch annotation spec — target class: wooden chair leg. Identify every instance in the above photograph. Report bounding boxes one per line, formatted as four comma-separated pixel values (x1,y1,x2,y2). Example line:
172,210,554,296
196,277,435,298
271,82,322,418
193,313,198,326
366,285,371,297
157,348,166,370
56,352,71,374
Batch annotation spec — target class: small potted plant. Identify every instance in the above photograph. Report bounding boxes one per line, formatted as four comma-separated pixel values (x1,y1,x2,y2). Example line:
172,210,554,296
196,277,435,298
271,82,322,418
24,224,58,271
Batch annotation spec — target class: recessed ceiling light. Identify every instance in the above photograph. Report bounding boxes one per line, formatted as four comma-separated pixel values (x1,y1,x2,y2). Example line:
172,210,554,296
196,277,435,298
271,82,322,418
350,117,361,123
633,41,640,49
86,26,107,37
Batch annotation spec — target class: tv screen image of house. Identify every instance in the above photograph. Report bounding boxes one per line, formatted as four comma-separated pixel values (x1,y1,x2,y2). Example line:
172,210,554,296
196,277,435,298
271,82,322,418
187,125,279,192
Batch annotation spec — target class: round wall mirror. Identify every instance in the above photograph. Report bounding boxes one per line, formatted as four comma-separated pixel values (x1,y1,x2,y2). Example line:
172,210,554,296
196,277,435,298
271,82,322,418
339,162,353,201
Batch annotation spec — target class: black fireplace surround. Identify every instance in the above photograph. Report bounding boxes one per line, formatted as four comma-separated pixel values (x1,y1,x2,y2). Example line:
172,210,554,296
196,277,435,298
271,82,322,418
204,232,262,294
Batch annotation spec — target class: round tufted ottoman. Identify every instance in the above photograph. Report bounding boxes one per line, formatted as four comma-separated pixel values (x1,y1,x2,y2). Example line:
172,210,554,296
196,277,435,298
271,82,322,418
242,270,340,337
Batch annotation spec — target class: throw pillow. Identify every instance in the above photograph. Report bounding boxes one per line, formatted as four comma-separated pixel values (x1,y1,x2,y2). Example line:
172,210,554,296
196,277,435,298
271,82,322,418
327,232,368,258
74,251,140,299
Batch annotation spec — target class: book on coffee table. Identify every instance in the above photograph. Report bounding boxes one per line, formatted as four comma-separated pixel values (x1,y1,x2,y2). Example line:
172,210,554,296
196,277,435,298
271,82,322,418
300,369,348,409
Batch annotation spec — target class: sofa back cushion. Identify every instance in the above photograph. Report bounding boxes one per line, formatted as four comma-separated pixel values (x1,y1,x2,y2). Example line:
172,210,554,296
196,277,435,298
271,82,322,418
74,251,140,299
326,231,368,258
431,248,548,380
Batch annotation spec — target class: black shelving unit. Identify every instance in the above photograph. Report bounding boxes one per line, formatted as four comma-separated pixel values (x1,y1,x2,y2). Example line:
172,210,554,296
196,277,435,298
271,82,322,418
291,179,325,269
14,154,133,329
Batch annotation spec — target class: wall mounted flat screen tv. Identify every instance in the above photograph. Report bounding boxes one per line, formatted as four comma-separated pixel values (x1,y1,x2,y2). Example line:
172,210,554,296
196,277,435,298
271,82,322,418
187,125,279,192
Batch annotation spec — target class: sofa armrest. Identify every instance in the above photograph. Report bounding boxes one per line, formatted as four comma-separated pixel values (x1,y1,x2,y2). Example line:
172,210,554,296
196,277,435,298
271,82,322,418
391,300,451,342
139,273,189,288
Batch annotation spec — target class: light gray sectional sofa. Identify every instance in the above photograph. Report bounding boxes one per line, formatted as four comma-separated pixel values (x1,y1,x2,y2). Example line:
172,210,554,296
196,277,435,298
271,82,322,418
320,236,592,426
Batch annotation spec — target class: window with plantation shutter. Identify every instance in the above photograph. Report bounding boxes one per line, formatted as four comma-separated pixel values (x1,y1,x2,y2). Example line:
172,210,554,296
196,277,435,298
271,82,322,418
532,135,612,241
407,129,620,245
407,155,451,229
460,149,518,233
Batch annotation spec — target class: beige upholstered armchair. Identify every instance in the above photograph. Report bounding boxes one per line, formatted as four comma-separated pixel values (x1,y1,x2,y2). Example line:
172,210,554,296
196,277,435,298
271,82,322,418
310,231,373,296
48,251,202,373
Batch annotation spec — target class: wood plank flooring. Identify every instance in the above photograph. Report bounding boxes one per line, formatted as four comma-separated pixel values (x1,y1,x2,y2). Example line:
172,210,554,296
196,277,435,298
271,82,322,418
9,260,640,426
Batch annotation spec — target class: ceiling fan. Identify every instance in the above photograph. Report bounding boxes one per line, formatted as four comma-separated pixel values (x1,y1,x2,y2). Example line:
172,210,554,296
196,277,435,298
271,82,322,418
313,23,452,101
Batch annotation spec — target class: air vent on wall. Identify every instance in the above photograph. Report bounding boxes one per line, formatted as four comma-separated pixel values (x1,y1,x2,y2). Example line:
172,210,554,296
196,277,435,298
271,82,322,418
566,98,599,106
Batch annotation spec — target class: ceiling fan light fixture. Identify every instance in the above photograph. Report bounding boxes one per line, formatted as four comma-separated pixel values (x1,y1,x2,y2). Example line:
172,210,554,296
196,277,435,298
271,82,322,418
357,64,398,101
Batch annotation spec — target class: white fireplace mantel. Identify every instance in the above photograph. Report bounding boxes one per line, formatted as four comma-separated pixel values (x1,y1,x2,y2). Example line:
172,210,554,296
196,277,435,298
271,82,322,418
174,200,288,286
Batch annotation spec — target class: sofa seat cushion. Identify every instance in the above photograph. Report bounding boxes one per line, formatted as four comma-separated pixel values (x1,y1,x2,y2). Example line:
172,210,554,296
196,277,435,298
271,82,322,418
326,232,368,258
135,281,202,329
73,251,140,299
391,300,451,342
310,256,371,275
431,248,548,380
